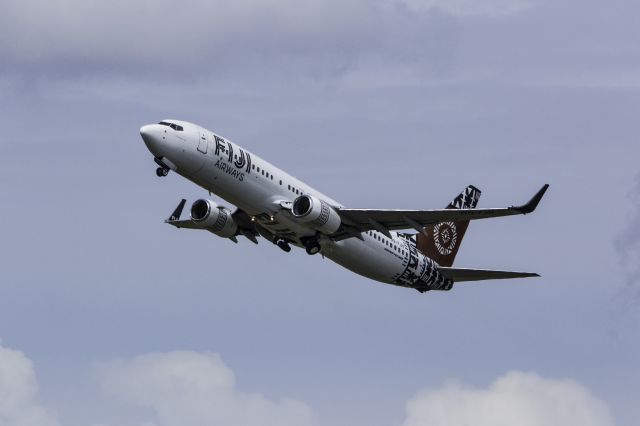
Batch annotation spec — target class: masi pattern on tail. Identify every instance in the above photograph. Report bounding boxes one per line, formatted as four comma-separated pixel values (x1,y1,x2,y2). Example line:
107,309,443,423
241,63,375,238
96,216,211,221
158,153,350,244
416,185,481,267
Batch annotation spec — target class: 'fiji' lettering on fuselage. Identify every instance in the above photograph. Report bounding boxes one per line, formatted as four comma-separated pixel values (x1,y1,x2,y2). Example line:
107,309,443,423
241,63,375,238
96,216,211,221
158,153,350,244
213,135,251,182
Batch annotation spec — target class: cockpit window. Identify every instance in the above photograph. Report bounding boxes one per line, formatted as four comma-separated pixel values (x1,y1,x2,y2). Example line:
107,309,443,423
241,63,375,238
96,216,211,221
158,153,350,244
158,122,183,131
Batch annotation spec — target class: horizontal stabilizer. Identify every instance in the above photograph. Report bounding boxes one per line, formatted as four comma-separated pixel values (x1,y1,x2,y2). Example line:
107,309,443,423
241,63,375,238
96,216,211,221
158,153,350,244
438,267,539,282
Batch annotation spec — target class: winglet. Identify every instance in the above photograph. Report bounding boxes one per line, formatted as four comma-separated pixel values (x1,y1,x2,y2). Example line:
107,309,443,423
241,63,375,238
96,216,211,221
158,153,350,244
511,184,549,214
167,199,187,222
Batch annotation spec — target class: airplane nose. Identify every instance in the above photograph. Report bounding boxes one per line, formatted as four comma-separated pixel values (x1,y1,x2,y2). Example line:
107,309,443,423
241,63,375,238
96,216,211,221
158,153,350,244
140,124,153,142
139,124,164,156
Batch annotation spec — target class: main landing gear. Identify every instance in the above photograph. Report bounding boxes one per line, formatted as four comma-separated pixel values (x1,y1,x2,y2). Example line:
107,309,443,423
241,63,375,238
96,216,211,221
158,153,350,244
301,237,321,255
275,239,291,253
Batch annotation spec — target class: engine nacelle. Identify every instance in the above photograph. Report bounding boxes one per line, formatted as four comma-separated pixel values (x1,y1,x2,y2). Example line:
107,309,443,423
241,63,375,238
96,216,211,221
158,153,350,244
190,199,238,238
291,194,341,234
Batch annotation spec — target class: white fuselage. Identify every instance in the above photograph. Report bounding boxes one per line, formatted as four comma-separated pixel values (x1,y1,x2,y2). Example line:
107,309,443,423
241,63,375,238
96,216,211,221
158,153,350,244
140,120,439,289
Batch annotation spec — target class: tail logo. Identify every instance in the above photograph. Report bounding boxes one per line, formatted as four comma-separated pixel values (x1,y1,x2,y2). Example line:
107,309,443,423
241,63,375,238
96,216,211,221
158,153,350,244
433,222,458,255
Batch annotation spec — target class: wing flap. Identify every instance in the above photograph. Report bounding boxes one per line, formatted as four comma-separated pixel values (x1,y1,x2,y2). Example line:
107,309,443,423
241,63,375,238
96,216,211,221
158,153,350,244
438,267,539,282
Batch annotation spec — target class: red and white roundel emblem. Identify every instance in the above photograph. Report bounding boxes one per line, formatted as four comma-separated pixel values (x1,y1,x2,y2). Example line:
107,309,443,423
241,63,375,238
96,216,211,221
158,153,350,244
433,222,458,256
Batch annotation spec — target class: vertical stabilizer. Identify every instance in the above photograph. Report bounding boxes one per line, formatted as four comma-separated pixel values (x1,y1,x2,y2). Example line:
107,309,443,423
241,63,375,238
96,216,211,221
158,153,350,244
416,185,481,267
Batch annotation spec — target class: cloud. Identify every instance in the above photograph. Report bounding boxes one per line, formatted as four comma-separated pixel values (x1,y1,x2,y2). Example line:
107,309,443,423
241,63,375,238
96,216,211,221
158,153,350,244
0,0,529,82
99,350,317,426
402,371,614,426
0,341,59,426
0,340,620,426
397,0,530,17
0,0,375,72
615,174,640,294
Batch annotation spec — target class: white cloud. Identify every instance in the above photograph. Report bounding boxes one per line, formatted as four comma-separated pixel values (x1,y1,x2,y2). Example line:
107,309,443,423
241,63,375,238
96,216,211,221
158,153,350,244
0,340,620,426
99,351,317,426
0,341,59,426
402,371,614,426
398,0,530,17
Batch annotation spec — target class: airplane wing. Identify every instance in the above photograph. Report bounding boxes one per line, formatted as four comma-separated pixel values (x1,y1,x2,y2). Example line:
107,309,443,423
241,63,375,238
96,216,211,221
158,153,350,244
333,184,548,240
438,267,539,282
164,199,203,229
164,199,260,243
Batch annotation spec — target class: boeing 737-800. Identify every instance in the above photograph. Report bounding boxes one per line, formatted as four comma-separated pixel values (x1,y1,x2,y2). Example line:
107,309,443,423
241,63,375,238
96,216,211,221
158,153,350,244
140,120,548,293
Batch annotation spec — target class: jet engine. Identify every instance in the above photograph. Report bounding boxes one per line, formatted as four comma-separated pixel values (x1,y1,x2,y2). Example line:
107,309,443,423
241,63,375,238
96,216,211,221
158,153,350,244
190,199,238,238
291,194,341,234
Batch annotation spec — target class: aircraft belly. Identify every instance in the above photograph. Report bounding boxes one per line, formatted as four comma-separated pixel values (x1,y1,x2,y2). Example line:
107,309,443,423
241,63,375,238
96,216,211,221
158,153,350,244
322,239,401,284
322,237,454,291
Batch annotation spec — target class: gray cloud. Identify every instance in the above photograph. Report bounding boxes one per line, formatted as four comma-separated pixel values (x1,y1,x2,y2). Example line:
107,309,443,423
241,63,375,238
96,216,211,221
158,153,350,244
398,0,530,17
0,0,534,83
3,0,637,94
615,174,640,297
0,0,376,77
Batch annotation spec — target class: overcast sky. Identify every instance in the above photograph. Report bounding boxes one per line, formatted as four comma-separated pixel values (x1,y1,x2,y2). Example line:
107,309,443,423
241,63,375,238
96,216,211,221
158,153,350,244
1,0,639,425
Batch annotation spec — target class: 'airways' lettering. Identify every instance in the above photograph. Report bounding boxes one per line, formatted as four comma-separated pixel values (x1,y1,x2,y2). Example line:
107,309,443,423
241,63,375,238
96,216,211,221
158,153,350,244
214,159,245,182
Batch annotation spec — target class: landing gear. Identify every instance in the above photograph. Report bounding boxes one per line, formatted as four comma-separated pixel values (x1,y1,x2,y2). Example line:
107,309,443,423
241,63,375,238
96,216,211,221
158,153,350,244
305,243,321,255
275,239,291,253
154,157,170,177
301,237,321,255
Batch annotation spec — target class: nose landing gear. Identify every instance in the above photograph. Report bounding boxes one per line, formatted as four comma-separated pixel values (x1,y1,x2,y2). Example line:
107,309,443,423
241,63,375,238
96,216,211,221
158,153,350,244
154,157,171,177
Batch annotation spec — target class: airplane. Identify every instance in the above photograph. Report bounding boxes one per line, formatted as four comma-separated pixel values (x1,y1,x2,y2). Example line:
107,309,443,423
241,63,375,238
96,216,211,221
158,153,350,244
139,119,548,293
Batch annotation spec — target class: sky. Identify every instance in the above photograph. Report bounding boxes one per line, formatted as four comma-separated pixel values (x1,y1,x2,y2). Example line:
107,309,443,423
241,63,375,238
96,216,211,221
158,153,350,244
1,0,639,425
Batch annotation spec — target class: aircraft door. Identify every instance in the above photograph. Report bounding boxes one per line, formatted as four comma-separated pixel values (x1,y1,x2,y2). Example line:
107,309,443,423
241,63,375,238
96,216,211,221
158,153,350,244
197,129,208,153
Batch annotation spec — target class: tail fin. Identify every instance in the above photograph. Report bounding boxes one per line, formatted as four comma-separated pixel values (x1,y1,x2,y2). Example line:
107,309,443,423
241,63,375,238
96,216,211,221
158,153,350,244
416,185,481,267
